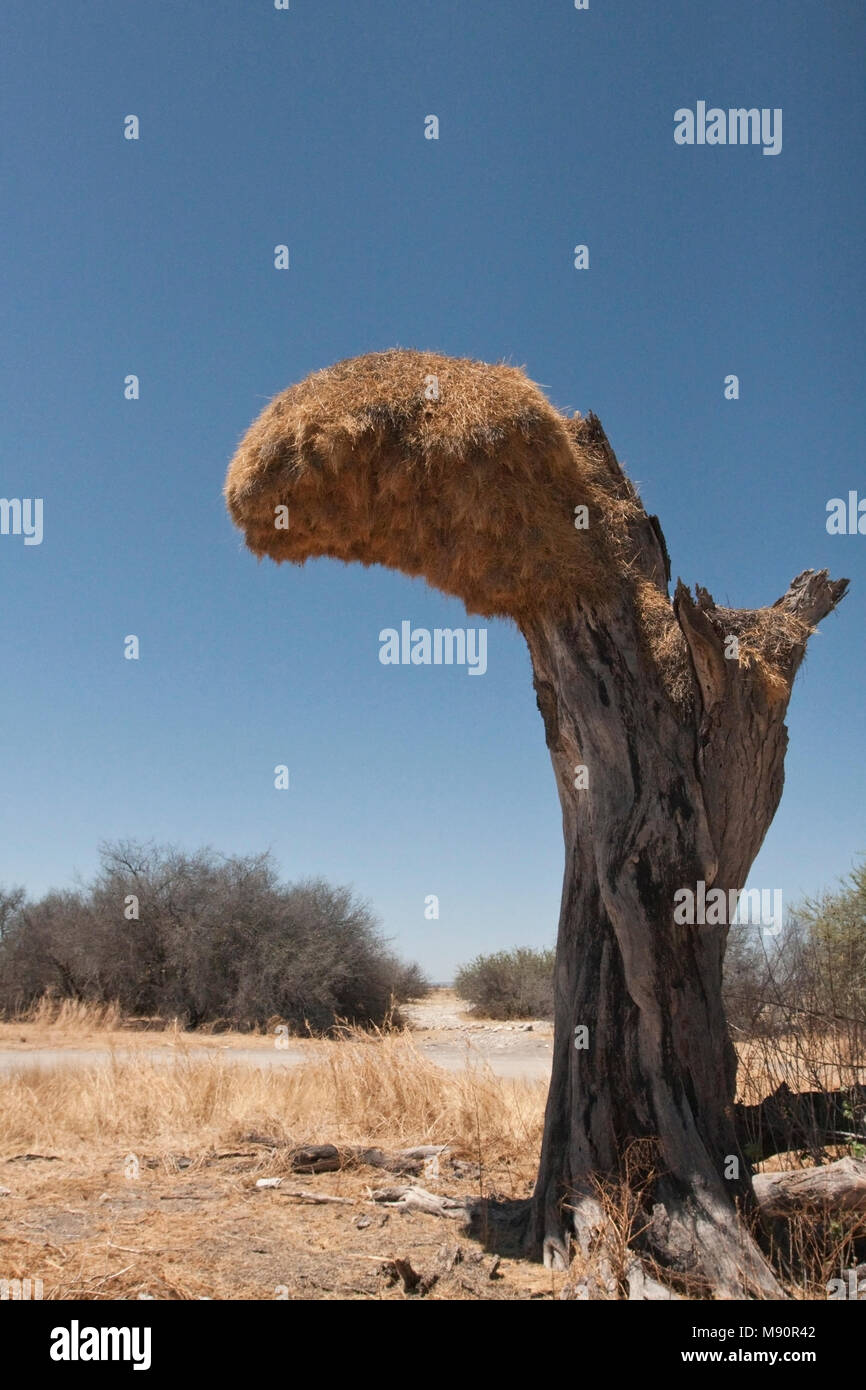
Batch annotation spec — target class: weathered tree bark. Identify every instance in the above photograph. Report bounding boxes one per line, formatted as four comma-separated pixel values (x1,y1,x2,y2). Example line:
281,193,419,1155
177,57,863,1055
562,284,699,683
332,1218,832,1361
752,1158,866,1216
522,418,848,1298
224,351,852,1300
252,1141,451,1176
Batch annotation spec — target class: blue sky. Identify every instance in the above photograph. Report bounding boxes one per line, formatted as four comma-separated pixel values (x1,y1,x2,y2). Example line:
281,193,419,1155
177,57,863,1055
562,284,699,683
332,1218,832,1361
1,0,863,979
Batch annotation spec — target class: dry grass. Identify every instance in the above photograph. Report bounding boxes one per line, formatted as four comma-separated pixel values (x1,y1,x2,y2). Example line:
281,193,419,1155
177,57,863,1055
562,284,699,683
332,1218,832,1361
0,1030,552,1300
634,578,695,708
0,996,280,1053
736,1030,865,1109
1,1034,547,1301
0,1028,543,1168
1,1018,861,1300
19,996,125,1033
713,603,812,702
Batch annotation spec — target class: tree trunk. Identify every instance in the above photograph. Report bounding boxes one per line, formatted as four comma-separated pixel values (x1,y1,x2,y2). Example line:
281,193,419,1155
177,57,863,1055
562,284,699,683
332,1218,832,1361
521,418,848,1299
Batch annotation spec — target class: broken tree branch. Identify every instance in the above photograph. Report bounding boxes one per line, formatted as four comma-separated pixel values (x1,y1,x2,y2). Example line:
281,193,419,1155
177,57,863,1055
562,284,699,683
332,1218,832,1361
370,1185,469,1218
265,1142,451,1177
735,1083,866,1162
752,1157,866,1217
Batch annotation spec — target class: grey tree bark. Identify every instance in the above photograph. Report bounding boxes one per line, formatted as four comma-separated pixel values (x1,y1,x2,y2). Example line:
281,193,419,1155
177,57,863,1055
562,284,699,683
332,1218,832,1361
521,419,848,1298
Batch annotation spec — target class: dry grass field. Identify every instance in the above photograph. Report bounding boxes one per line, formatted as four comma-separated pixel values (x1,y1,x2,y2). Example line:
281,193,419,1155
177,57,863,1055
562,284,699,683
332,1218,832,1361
0,1004,550,1300
0,993,862,1300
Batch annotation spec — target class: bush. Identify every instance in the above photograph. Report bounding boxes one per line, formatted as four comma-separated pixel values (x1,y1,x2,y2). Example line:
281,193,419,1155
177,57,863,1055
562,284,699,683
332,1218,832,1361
455,861,866,1034
722,860,866,1041
454,946,555,1019
721,927,775,1036
0,841,428,1033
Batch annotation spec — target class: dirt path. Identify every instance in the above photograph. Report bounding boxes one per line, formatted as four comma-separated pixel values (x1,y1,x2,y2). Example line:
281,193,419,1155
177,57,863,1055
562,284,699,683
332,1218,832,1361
0,1044,553,1081
402,990,553,1079
0,991,554,1081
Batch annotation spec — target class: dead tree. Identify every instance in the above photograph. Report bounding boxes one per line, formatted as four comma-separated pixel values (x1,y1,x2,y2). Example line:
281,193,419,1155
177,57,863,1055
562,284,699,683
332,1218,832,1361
225,349,848,1298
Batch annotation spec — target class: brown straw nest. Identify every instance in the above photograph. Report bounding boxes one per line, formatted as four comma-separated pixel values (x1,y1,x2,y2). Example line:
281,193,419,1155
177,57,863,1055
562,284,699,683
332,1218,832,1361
224,349,629,624
225,348,805,708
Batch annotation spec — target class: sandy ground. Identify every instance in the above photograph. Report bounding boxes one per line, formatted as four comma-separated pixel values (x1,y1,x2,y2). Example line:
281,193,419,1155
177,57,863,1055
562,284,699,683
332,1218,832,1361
401,993,553,1079
0,1161,556,1302
0,992,554,1081
0,996,854,1300
0,993,560,1300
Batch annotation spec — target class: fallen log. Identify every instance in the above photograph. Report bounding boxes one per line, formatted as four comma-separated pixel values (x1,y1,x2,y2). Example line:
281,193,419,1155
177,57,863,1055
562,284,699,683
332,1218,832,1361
287,1143,450,1176
370,1184,468,1218
254,1178,355,1202
281,1189,356,1205
735,1083,866,1161
752,1157,866,1216
287,1145,341,1173
355,1146,448,1175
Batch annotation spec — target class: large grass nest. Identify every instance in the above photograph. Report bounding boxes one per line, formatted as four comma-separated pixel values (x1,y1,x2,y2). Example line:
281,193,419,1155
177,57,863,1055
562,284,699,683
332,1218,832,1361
224,349,631,624
225,349,805,707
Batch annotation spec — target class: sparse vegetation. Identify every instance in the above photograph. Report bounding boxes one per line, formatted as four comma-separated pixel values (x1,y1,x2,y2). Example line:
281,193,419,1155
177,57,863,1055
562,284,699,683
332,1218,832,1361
1,859,863,1299
0,1030,550,1301
455,863,866,1056
454,947,555,1020
723,861,866,1041
0,841,428,1033
0,1026,861,1300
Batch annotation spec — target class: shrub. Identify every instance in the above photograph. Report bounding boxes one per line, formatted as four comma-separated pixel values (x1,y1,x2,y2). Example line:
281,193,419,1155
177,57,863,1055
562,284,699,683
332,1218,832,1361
0,841,428,1033
722,860,866,1041
454,946,555,1020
